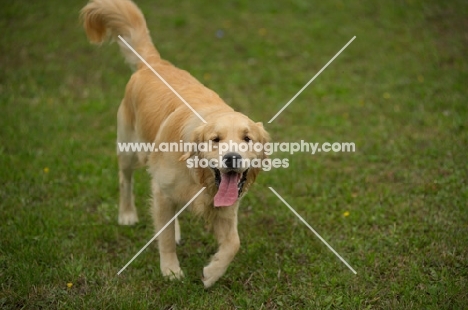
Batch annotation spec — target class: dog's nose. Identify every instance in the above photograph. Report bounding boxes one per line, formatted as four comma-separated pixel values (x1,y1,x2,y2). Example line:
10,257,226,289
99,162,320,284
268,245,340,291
223,152,242,169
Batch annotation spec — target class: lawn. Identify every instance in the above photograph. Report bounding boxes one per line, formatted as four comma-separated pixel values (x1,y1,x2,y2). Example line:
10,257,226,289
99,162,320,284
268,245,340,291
1,0,467,308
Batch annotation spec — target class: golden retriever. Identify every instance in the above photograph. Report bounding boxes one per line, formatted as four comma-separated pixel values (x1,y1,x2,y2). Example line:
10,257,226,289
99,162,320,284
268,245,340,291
81,0,269,287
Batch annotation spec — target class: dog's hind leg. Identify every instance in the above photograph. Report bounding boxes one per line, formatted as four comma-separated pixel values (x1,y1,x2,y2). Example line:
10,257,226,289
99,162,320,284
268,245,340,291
117,103,139,225
175,217,181,245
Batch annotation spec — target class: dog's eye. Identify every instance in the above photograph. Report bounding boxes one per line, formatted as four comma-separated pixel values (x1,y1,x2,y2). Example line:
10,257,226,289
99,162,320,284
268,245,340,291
244,136,251,142
212,137,220,143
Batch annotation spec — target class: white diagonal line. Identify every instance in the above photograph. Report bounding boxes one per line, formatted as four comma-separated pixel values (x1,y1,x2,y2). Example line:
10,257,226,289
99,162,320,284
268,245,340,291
118,35,207,124
268,36,356,123
117,187,206,275
268,187,357,274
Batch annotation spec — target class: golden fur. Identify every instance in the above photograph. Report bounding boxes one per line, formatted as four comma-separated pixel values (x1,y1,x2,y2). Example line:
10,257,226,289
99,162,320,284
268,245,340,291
81,0,269,287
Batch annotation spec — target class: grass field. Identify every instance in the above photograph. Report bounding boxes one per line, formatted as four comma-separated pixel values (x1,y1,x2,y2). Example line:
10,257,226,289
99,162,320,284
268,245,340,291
1,0,467,308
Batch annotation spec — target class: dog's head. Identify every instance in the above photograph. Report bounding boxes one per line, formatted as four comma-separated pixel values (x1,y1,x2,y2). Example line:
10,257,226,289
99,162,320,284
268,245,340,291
180,112,270,207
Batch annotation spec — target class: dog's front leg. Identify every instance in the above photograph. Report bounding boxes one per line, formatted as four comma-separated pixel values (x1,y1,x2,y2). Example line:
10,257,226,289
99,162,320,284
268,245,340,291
151,189,184,280
202,205,240,288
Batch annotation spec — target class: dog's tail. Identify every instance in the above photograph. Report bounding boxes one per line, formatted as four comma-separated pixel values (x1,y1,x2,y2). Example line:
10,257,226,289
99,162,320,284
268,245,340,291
81,0,159,70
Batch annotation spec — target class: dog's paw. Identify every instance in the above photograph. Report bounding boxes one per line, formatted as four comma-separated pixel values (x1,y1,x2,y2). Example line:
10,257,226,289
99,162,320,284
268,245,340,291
202,264,226,288
118,212,139,225
162,267,184,280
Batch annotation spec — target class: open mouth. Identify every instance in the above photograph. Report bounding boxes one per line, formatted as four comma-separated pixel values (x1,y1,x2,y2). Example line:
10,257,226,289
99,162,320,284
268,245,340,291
212,168,248,207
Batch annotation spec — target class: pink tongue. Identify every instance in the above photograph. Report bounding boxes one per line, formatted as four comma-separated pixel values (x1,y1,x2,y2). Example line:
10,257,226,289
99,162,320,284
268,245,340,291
214,173,240,207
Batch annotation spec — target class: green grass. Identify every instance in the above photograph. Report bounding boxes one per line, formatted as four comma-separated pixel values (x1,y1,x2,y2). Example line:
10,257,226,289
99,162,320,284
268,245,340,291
1,0,467,308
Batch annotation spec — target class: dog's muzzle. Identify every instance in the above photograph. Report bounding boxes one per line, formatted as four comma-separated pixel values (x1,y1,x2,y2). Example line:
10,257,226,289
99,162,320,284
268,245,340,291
212,152,249,207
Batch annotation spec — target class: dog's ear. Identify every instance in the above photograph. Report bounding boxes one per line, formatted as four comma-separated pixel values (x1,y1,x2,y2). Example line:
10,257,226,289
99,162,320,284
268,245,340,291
240,122,270,192
255,122,270,143
179,124,205,161
255,122,270,159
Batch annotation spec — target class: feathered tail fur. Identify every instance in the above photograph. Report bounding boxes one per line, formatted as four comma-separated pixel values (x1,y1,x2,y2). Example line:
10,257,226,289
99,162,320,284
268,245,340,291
81,0,159,70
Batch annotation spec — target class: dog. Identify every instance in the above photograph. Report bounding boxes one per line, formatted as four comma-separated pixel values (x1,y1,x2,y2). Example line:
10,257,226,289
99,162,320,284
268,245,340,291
81,0,269,287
